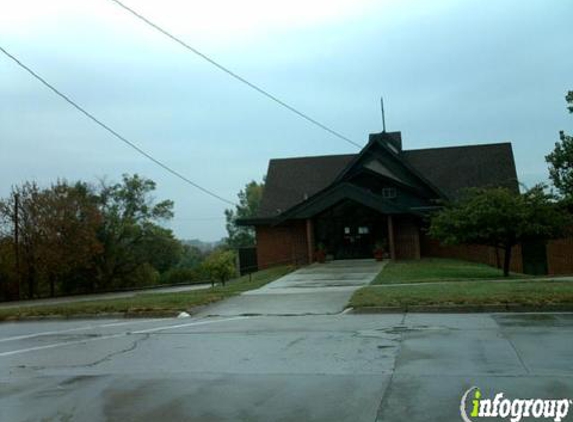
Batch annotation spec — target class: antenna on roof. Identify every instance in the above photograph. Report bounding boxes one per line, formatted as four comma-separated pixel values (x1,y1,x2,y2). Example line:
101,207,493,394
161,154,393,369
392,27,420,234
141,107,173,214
380,96,387,132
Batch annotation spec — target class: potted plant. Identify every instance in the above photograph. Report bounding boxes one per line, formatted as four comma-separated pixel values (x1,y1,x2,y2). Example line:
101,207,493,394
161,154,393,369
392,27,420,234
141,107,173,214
373,240,386,261
314,242,327,263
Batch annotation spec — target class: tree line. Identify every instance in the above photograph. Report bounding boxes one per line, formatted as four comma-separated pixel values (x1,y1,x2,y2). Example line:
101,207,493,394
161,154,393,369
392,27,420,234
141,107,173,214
3,92,569,298
0,174,236,301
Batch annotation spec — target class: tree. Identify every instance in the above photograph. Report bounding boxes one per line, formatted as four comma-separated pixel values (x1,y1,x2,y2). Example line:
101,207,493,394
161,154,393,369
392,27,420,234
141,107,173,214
0,174,185,299
202,249,236,286
0,182,43,298
35,181,102,296
225,179,264,248
546,91,573,200
138,223,182,273
94,174,176,288
428,186,570,277
177,244,207,269
0,181,103,298
0,238,17,300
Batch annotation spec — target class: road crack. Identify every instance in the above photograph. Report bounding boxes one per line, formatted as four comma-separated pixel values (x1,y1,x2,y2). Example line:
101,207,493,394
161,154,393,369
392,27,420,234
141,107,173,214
44,333,151,369
374,312,407,421
82,333,150,368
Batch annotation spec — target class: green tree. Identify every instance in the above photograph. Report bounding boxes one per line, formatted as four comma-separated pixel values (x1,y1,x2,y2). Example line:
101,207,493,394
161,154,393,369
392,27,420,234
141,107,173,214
138,224,183,273
94,174,176,288
177,244,206,269
202,249,236,286
428,186,570,277
546,91,573,200
225,179,264,248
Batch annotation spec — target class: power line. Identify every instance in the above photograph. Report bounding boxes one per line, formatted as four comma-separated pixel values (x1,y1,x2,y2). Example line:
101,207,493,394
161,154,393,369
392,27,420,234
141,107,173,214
0,45,237,207
108,0,363,149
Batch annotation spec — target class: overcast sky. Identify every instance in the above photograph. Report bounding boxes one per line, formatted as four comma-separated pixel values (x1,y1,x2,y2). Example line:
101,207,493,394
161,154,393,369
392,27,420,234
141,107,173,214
1,0,572,241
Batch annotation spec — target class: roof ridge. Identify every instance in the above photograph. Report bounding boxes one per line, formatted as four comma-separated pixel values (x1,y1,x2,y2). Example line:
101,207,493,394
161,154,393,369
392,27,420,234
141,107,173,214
269,153,358,162
404,142,512,153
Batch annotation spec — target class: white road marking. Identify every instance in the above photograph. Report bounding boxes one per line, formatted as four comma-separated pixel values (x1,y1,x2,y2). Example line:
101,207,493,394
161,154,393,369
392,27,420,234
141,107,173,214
0,319,162,343
0,317,249,358
0,333,127,358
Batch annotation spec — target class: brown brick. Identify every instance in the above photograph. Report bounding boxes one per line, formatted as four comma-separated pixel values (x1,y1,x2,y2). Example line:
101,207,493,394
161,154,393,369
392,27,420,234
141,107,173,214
255,221,309,269
547,237,573,275
420,233,523,273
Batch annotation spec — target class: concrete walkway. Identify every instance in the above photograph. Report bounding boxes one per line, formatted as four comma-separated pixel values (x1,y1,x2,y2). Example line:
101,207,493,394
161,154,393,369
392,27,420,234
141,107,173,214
200,259,386,317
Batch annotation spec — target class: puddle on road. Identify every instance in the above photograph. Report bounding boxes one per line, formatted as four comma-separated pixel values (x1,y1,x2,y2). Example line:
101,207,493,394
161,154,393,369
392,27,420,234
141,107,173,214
493,313,573,328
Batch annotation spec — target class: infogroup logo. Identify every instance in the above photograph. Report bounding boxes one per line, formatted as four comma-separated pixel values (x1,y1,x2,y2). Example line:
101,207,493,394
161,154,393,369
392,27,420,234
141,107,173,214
460,387,572,422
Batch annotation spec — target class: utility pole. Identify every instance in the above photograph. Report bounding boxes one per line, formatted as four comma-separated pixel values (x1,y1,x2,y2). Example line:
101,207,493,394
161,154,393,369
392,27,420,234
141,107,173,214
13,193,20,300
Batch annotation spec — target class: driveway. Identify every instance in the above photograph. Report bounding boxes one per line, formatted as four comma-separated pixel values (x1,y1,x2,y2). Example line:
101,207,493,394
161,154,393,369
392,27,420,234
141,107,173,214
201,259,385,317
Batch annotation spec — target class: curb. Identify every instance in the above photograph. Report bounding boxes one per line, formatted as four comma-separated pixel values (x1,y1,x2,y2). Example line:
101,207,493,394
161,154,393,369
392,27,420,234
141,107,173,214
350,303,573,314
0,309,186,323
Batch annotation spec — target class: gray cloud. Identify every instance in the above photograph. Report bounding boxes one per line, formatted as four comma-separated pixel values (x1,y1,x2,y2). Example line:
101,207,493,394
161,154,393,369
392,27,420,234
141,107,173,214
1,0,572,240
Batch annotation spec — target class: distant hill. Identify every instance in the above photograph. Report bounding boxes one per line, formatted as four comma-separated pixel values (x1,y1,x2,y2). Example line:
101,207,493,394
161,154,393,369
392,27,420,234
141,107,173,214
182,238,224,252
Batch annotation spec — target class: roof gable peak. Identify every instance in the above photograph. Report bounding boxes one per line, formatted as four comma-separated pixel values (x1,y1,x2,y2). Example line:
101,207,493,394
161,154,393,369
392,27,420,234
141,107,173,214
369,131,403,153
333,131,446,199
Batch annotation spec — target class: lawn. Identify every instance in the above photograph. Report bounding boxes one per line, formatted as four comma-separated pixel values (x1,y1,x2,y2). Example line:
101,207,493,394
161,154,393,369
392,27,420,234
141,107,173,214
0,265,293,321
372,258,527,284
350,280,573,309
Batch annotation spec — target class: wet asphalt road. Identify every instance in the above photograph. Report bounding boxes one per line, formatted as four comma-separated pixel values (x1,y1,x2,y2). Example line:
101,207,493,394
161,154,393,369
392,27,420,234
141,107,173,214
1,261,572,421
1,312,572,422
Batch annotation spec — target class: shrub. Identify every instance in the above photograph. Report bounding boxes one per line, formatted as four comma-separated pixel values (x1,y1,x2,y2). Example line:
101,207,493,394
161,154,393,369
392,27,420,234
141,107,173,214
202,250,237,286
160,267,207,285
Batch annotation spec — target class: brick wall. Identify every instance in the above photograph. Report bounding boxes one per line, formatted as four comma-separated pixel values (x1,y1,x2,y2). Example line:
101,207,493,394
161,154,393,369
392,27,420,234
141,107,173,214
393,215,421,260
256,221,573,275
255,221,309,269
420,234,523,273
547,237,573,275
421,234,573,275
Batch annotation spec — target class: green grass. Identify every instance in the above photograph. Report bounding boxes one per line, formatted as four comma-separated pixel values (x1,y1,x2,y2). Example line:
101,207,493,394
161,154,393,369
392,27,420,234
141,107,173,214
0,266,293,321
372,258,528,284
350,280,573,308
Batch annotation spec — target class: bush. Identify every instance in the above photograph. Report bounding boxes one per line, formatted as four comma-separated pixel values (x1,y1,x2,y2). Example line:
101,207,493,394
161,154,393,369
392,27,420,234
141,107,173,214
113,263,160,289
202,250,237,286
160,267,207,285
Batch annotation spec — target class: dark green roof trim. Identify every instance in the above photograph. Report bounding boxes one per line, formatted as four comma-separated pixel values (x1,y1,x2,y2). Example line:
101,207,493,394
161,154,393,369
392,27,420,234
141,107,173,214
333,133,447,200
352,165,435,199
273,182,424,225
236,217,278,226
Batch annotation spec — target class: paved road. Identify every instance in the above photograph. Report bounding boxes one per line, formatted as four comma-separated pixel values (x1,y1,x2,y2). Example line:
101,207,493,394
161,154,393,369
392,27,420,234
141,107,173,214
0,260,572,421
1,313,572,421
0,284,211,309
